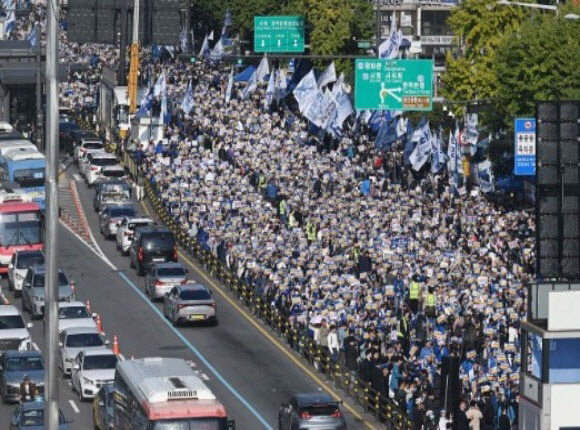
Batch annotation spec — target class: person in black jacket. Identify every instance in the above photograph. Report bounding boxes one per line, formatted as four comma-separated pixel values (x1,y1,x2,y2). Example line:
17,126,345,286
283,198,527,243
453,400,470,430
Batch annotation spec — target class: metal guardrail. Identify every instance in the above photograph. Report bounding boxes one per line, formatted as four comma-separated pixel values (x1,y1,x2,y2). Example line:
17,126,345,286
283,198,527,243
119,152,413,429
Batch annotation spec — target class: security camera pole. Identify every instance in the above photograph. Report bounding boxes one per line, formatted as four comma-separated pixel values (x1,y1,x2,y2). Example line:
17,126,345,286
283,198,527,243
44,0,60,428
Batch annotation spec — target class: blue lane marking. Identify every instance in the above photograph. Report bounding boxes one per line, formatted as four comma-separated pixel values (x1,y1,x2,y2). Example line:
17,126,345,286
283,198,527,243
117,271,273,430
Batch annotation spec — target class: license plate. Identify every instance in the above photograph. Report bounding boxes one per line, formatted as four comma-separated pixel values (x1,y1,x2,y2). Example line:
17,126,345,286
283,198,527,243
189,315,205,321
152,258,165,262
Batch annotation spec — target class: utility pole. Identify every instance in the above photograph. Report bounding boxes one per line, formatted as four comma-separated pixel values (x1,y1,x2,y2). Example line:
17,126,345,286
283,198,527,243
128,0,140,114
35,22,42,151
44,0,60,428
118,0,129,85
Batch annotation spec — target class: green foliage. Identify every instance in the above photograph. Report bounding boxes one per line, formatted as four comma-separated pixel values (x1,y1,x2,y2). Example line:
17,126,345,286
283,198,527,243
492,12,580,129
440,0,524,115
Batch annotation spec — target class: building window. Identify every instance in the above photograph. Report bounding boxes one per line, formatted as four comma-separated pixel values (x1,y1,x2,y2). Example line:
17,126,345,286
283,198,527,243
421,10,452,36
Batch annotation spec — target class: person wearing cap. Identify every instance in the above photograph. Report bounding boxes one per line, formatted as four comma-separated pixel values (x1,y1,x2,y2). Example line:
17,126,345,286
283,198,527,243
20,374,37,403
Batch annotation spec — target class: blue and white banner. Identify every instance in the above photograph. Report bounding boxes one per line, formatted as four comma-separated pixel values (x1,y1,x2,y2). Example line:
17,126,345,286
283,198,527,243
5,10,15,37
463,113,479,146
208,30,214,41
256,55,270,83
303,91,325,127
210,37,224,61
478,159,494,192
330,74,353,127
375,117,398,151
275,68,287,101
431,130,448,173
447,124,460,174
136,89,153,119
241,69,257,100
181,81,194,114
293,70,318,113
317,61,337,89
514,118,536,176
180,27,188,51
160,93,168,124
199,35,210,58
27,25,37,46
408,118,431,171
225,67,234,104
153,71,166,97
265,66,276,106
396,116,408,138
378,16,402,59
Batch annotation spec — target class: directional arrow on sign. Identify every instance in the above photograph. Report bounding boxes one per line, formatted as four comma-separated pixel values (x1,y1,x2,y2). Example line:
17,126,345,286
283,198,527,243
386,87,402,102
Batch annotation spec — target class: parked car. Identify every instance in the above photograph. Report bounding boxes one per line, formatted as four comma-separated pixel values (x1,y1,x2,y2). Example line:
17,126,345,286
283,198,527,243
9,400,70,429
99,205,137,239
92,384,114,430
115,216,153,255
21,266,75,320
145,262,189,300
0,351,44,403
8,251,44,297
278,393,347,430
59,327,109,376
0,306,33,354
129,226,177,276
162,282,217,326
71,349,117,400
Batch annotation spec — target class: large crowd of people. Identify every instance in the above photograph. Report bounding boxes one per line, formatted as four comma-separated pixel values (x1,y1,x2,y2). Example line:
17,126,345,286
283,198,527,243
13,4,535,428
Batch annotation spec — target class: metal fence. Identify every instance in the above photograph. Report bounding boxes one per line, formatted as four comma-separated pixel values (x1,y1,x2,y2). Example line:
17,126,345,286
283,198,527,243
116,151,413,429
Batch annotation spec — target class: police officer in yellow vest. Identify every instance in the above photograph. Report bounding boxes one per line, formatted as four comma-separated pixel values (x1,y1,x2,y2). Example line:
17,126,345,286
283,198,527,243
424,286,436,318
409,276,420,313
279,199,287,224
305,220,317,244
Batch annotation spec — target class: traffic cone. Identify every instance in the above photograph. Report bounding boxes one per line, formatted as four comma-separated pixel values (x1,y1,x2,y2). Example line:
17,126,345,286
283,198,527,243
95,314,104,334
112,335,121,356
86,300,91,314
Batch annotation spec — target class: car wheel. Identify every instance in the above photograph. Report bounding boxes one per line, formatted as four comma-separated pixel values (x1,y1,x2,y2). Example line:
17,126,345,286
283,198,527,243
129,257,135,268
210,317,219,327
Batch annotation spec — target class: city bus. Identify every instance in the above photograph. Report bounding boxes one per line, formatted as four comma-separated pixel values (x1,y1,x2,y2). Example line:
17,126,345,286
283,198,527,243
113,357,236,430
0,190,43,273
0,151,45,209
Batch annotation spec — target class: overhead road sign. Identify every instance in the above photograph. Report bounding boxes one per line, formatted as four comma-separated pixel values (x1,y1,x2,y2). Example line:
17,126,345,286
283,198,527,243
514,118,536,176
254,15,305,53
354,59,433,111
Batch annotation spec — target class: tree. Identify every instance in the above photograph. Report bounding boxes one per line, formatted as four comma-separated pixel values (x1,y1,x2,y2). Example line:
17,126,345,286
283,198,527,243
440,0,524,115
492,11,580,129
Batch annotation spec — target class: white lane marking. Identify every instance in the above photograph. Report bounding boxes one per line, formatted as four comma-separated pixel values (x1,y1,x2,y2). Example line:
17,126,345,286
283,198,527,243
32,342,39,351
69,399,80,414
194,370,210,381
187,360,197,368
73,173,82,181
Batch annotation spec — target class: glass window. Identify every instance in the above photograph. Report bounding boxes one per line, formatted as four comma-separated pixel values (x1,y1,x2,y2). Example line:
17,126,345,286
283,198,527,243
152,419,225,430
421,10,452,36
13,168,45,188
33,272,69,288
83,142,103,150
5,356,44,372
16,252,44,269
110,208,136,217
142,233,175,250
179,290,211,301
0,212,41,246
157,267,187,277
0,315,25,329
59,306,91,319
83,354,118,370
66,333,104,348
92,158,118,167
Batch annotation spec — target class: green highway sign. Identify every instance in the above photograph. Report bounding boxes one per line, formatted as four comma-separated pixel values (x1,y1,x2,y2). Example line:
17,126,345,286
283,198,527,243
357,41,372,49
254,15,305,53
354,59,434,111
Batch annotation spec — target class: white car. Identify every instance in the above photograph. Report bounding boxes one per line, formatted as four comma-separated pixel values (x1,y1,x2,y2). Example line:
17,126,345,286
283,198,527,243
84,152,120,186
59,327,109,376
74,139,104,163
57,301,97,334
100,165,127,181
0,306,33,353
115,216,154,255
71,349,117,400
8,250,44,296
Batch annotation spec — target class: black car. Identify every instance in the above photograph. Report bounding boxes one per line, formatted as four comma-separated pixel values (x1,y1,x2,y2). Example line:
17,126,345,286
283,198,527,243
58,120,80,151
129,227,177,276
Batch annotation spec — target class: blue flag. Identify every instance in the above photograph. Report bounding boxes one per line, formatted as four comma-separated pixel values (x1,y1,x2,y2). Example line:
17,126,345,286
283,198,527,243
27,26,37,46
181,81,194,114
375,117,398,151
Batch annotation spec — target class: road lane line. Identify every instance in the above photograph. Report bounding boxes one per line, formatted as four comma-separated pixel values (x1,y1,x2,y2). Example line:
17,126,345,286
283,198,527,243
139,203,375,429
32,342,39,351
116,270,273,430
69,400,80,414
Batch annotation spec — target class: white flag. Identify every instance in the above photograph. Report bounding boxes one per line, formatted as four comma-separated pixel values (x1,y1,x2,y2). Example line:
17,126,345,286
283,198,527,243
256,55,270,83
181,81,194,114
241,70,257,100
153,71,166,97
266,66,276,106
275,68,287,101
292,70,318,113
210,38,224,61
208,30,214,41
378,16,402,59
225,67,234,104
199,35,210,57
317,62,337,89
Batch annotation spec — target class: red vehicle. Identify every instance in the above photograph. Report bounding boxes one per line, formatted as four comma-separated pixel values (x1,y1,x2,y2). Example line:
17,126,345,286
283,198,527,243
0,192,42,273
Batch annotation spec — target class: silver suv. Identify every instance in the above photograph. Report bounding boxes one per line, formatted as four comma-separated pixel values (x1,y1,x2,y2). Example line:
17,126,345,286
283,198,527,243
0,306,33,353
21,265,75,319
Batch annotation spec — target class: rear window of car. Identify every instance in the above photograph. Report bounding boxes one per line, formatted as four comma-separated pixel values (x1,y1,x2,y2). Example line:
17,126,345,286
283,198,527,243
142,233,175,250
128,221,150,231
83,142,103,150
179,289,211,300
91,158,117,166
157,267,186,277
16,253,44,269
110,207,136,217
103,169,125,178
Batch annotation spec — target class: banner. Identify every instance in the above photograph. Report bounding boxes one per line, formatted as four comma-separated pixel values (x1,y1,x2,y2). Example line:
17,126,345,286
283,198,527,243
275,68,288,101
256,55,270,83
378,16,402,59
210,38,224,61
265,66,276,106
317,61,337,89
241,69,257,100
153,71,166,97
225,67,234,104
199,35,210,58
408,118,431,171
293,70,318,113
181,81,194,114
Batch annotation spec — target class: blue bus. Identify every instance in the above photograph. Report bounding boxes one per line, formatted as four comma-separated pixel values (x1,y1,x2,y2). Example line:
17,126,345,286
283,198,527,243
0,151,45,209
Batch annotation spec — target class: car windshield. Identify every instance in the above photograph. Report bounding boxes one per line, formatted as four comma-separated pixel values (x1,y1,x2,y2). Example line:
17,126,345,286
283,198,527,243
158,267,187,277
13,168,45,189
83,142,103,150
20,409,66,426
152,418,227,430
59,306,90,319
16,253,44,269
33,272,68,288
65,333,103,348
0,212,42,246
110,207,135,217
83,354,117,370
91,158,117,167
0,315,25,329
5,356,44,372
179,290,211,301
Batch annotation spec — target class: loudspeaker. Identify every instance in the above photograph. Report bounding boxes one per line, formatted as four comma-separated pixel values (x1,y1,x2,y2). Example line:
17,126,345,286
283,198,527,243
536,101,580,280
440,356,461,413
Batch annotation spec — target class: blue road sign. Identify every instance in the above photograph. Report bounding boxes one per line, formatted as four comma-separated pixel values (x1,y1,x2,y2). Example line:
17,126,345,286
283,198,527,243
514,118,536,176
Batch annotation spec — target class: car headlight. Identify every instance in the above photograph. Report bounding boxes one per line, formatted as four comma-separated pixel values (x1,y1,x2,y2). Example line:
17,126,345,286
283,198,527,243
21,336,31,349
83,377,93,385
15,273,23,280
33,296,44,302
65,356,74,363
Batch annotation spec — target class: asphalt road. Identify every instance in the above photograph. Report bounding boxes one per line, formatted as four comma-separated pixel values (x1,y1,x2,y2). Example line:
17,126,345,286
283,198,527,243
0,165,369,428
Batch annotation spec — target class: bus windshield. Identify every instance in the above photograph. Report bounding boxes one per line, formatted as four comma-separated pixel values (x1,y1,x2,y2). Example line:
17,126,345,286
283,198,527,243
0,211,41,246
13,168,45,189
152,418,227,430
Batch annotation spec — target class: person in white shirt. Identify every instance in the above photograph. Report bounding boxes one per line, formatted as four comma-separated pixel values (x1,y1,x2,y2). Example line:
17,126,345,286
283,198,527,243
327,325,340,363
